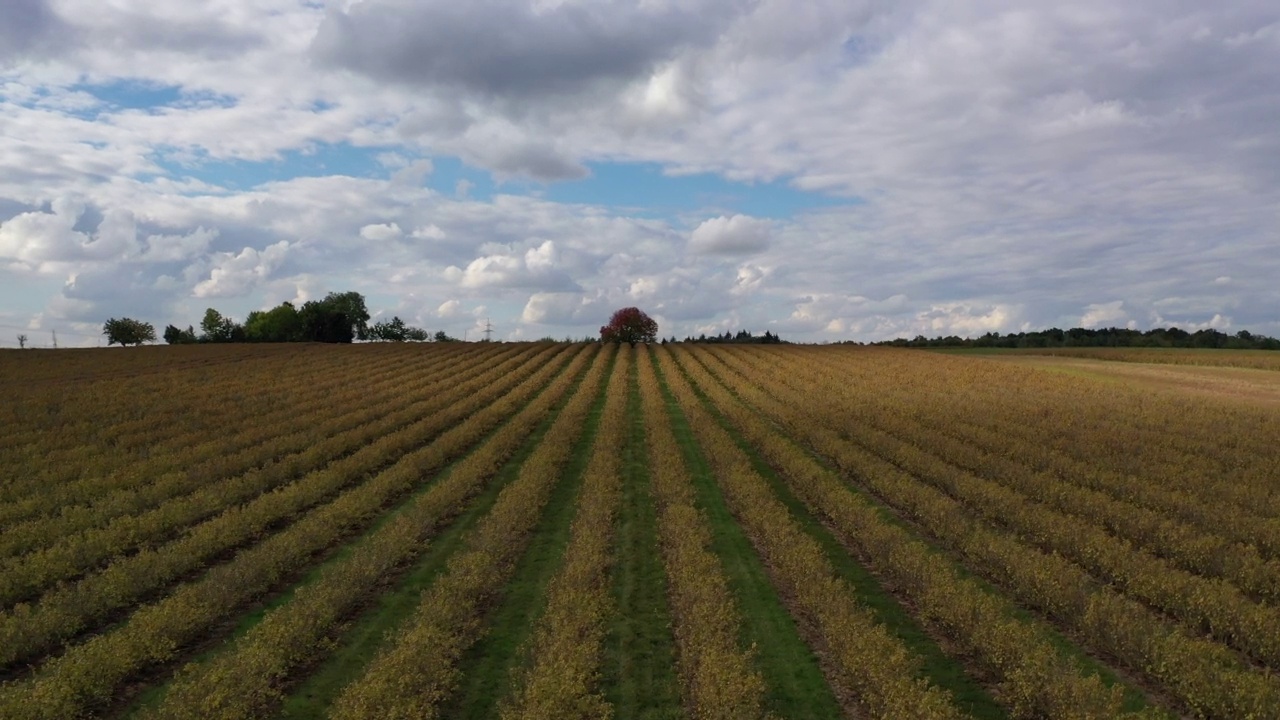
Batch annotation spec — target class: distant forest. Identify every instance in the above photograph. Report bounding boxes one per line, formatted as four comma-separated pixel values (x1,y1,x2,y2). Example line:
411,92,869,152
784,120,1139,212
874,326,1280,350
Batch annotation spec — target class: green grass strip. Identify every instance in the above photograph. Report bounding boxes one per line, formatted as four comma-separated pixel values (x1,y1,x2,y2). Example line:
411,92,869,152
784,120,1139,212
275,348,599,720
707,346,1157,715
674,349,1008,720
649,350,843,719
600,349,683,719
440,350,616,719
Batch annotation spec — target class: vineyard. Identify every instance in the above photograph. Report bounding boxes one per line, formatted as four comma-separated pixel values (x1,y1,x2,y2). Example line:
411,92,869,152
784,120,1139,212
1,342,1278,719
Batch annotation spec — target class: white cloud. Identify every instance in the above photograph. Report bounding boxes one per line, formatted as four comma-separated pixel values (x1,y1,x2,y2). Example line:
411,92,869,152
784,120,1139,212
450,240,580,291
689,214,772,255
359,222,402,241
193,240,290,298
1080,300,1128,328
1,1,1279,344
412,224,446,240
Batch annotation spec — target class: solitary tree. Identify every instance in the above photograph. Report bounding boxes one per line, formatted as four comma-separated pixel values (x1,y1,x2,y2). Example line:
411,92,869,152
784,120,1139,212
16,334,26,349
600,307,658,347
103,318,156,347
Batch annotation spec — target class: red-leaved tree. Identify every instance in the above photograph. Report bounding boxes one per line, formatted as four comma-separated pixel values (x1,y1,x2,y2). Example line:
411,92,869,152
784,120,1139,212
600,307,658,346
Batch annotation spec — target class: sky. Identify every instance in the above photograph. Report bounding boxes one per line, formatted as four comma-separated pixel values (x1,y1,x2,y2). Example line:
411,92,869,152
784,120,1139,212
1,0,1278,347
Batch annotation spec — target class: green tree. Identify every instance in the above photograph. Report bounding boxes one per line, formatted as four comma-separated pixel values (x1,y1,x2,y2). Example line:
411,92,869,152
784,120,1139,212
200,308,239,343
323,291,371,341
103,318,156,347
296,292,370,343
370,316,408,342
244,302,303,342
599,307,658,347
163,325,199,344
369,316,430,342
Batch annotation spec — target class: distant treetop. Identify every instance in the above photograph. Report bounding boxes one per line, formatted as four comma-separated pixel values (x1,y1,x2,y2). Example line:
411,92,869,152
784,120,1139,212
873,326,1280,350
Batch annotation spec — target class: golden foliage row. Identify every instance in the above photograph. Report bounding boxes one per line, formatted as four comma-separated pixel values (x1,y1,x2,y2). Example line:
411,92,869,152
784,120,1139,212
657,347,966,720
145,344,600,720
636,347,767,719
329,343,616,720
772,345,1280,556
0,342,559,674
499,346,631,720
0,343,433,494
0,343,508,529
684,345,1143,719
704,345,1280,719
815,347,1280,521
825,408,1280,668
0,344,524,605
0,344,579,719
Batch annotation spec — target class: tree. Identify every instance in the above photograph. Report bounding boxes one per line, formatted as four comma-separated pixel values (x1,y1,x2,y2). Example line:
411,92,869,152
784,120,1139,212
244,302,303,342
103,318,156,347
370,316,408,342
434,330,457,342
600,307,658,347
163,325,199,344
297,292,370,343
200,308,240,343
322,291,371,341
16,334,26,349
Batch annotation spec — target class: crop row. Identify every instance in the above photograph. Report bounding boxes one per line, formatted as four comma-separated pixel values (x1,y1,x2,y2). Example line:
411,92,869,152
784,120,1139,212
500,346,631,719
0,344,364,481
328,343,616,720
0,344,453,512
678,346,1146,719
812,402,1280,666
749,348,1280,606
0,342,566,677
656,347,969,720
144,343,601,719
0,343,580,719
800,348,1280,516
0,345,516,582
700,345,1280,719
635,347,767,719
876,399,1280,598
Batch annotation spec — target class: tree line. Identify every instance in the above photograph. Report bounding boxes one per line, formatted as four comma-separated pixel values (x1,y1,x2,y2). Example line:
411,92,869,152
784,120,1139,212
676,330,784,344
874,326,1280,350
104,291,455,347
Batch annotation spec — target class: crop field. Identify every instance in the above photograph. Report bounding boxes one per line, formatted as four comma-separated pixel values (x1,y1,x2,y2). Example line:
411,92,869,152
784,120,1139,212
1,342,1278,719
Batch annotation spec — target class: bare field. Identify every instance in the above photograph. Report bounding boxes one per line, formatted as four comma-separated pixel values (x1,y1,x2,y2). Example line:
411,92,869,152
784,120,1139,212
975,351,1280,408
1,343,1277,719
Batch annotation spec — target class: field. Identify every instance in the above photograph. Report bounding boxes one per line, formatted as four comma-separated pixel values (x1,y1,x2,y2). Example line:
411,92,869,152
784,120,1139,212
1,342,1278,719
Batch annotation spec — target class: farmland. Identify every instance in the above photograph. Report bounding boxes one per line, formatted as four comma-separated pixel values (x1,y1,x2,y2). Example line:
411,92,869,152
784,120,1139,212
1,342,1278,719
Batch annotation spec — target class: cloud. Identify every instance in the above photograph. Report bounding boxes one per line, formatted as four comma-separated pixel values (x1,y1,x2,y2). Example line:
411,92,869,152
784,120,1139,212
689,214,772,255
1080,300,1128,328
2,1,1280,345
193,241,290,298
521,291,600,325
311,0,730,98
448,240,581,292
0,200,140,270
359,222,403,241
0,0,74,62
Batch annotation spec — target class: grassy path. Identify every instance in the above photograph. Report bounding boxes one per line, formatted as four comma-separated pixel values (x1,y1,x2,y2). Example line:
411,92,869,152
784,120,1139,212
440,349,617,719
649,348,843,719
675,346,1007,719
601,347,683,719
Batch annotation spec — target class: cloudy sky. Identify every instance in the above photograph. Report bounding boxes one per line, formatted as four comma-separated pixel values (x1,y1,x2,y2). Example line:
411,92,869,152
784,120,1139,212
1,0,1277,346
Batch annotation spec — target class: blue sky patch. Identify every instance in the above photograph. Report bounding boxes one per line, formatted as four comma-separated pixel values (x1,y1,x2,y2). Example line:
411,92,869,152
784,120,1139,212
540,162,853,220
